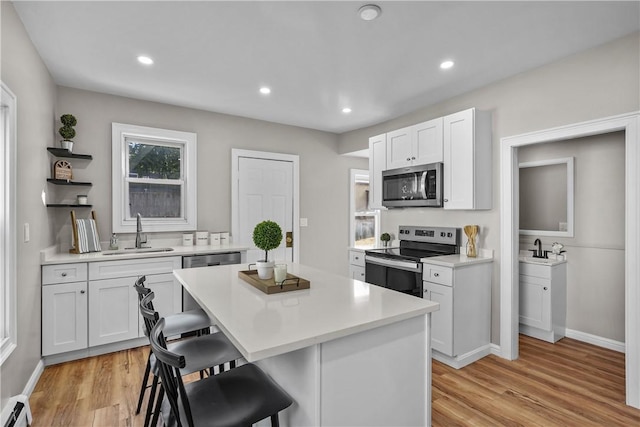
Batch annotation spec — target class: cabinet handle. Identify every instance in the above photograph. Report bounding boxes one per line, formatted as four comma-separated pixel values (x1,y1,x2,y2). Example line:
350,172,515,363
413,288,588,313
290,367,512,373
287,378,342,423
61,272,67,277
443,199,448,203
543,287,548,291
80,290,85,294
355,256,359,260
411,156,416,160
434,273,440,277
406,157,411,161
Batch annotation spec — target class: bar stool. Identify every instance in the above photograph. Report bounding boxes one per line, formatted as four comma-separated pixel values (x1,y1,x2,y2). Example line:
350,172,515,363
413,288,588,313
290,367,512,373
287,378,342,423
150,316,293,427
139,291,242,427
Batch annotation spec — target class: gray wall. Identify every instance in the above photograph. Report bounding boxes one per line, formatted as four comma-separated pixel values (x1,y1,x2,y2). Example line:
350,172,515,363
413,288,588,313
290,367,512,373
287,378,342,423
339,32,640,345
0,1,57,408
519,132,625,341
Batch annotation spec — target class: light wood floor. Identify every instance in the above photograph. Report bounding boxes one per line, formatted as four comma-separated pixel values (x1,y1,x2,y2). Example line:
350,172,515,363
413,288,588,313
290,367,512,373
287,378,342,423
29,335,640,426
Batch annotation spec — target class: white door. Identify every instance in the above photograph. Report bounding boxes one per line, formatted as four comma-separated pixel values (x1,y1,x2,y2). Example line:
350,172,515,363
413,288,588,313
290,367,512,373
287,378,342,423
42,282,88,356
237,156,294,263
424,282,453,356
88,278,139,346
386,126,413,169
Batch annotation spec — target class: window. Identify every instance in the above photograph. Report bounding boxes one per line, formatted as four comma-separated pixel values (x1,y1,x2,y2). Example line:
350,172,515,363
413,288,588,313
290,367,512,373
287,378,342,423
1,82,17,364
349,169,380,247
112,123,197,232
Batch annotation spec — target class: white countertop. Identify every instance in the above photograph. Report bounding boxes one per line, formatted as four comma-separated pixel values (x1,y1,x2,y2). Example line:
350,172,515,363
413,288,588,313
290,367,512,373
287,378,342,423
41,244,249,265
421,251,494,268
174,263,439,362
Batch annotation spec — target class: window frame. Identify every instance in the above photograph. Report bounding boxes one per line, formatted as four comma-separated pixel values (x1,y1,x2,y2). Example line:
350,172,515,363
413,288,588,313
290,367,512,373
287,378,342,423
1,81,17,365
349,169,380,248
112,123,197,233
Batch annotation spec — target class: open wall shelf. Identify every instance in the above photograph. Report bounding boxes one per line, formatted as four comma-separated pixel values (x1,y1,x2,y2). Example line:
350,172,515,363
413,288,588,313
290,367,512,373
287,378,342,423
47,147,93,160
46,204,94,208
47,179,92,186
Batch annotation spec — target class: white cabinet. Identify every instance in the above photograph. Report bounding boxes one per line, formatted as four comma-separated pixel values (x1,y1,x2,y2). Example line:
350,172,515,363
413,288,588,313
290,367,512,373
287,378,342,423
423,260,492,368
88,277,140,346
519,261,567,343
368,133,387,210
42,281,88,356
348,250,366,281
386,118,443,170
443,108,492,210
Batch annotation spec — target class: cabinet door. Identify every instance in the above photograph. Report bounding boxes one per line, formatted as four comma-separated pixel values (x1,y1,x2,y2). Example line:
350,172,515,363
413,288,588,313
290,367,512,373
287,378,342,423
349,265,366,281
443,109,475,209
89,278,139,346
519,274,551,331
140,273,182,337
413,118,443,165
42,282,88,355
386,127,413,169
369,134,387,210
423,282,453,356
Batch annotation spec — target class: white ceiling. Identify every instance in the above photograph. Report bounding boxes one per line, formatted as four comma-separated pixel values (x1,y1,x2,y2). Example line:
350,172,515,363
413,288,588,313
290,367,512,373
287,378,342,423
13,1,640,134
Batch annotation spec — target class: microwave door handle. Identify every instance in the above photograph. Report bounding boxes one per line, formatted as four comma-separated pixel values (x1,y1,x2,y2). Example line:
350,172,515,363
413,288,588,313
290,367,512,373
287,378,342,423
420,172,428,199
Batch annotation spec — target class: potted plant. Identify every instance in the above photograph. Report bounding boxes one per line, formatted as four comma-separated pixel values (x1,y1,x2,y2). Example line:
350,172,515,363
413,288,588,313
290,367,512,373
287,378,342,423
58,114,77,152
380,232,391,247
252,220,283,279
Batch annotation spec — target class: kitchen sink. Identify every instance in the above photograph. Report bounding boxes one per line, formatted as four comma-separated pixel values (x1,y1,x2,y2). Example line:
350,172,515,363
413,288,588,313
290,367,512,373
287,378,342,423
103,247,175,256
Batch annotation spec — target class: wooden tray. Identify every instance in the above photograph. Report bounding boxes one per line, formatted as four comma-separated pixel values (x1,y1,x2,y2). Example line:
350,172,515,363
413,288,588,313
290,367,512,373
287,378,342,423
238,269,310,294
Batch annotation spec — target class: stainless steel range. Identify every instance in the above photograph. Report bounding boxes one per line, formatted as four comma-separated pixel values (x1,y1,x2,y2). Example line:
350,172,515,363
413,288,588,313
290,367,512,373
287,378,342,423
365,226,460,297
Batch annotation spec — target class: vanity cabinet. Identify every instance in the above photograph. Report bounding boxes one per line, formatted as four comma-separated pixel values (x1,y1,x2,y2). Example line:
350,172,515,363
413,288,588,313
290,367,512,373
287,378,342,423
423,260,492,369
386,118,443,170
348,250,366,281
368,133,387,209
443,108,492,210
519,261,567,343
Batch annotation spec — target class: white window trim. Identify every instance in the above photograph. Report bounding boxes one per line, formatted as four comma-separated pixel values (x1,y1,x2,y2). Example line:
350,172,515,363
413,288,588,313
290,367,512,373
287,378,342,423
112,123,197,233
1,81,17,365
349,169,380,248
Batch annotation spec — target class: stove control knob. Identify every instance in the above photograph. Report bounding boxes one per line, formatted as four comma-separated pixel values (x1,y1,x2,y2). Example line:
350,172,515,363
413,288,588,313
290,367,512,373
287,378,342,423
447,232,452,237
440,232,445,237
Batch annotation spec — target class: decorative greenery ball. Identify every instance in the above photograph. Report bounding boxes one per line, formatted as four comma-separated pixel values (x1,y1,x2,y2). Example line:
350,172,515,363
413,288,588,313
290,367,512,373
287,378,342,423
252,220,283,251
59,114,77,140
380,233,391,242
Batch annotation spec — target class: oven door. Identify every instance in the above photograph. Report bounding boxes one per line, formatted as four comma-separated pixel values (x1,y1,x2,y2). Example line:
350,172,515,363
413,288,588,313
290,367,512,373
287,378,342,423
364,255,423,297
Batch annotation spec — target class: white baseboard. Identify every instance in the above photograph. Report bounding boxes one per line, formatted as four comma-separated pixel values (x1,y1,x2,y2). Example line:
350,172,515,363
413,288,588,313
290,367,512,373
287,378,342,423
23,359,44,396
565,328,625,353
490,343,501,356
433,344,492,369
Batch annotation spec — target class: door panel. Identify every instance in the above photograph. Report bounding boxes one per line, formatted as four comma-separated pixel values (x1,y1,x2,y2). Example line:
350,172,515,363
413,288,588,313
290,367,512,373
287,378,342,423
238,157,293,263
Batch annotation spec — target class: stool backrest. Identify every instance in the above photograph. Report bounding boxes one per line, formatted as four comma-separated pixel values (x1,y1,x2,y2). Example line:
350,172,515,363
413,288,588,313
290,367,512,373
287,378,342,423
139,291,160,338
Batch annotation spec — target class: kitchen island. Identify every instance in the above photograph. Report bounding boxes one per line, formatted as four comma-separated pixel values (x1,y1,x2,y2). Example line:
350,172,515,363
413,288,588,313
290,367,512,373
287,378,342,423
174,263,439,426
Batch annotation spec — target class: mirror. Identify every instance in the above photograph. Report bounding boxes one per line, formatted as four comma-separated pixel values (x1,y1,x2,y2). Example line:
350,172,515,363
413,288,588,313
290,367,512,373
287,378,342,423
519,157,574,237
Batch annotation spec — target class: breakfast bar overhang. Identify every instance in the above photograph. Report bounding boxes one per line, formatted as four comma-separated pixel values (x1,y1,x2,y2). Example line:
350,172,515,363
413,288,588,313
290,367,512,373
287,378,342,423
174,263,439,426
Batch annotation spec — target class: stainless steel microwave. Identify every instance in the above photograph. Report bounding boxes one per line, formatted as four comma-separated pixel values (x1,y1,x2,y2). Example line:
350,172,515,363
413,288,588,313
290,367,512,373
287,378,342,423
382,162,443,208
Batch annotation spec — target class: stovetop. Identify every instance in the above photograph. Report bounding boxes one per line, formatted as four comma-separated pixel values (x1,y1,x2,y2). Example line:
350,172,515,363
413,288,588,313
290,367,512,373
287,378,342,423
366,226,460,262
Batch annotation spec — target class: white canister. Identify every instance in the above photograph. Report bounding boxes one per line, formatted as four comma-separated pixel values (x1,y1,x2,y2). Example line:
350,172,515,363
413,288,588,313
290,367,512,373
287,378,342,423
195,231,209,246
220,232,230,245
210,232,221,246
76,195,88,205
182,233,194,246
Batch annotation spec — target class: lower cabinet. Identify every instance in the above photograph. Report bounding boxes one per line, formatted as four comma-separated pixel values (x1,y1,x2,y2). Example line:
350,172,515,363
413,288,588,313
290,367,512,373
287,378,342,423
348,250,366,281
42,281,88,356
423,260,492,369
42,256,182,359
519,261,567,343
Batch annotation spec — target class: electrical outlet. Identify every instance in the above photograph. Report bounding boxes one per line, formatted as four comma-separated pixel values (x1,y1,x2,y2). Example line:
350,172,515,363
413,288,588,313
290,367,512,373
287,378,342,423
559,222,568,232
24,223,30,242
300,218,308,227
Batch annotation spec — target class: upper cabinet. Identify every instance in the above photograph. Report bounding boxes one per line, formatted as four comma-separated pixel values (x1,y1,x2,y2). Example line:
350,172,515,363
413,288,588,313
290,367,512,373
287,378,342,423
443,108,492,210
386,118,443,170
368,133,387,210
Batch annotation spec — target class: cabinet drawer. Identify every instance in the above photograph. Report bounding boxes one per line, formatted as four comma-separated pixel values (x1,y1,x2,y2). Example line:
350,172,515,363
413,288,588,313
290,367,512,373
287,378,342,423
349,250,365,267
423,264,452,286
42,263,88,285
89,256,181,280
519,262,551,279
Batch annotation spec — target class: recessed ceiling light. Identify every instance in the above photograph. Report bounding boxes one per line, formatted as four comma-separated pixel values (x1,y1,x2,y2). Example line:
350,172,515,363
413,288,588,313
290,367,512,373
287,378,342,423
440,60,455,70
259,87,271,95
342,107,352,114
358,4,382,21
137,55,154,65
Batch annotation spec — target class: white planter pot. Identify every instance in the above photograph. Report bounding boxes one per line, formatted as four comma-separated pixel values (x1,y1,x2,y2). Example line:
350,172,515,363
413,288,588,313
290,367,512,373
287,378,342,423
60,140,74,152
255,260,275,280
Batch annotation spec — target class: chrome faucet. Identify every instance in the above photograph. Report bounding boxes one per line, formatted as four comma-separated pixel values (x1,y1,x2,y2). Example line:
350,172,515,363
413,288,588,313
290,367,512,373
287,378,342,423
135,213,147,249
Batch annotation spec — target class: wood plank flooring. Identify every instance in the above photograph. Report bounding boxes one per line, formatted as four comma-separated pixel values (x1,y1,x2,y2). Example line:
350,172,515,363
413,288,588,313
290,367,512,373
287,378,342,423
29,335,640,426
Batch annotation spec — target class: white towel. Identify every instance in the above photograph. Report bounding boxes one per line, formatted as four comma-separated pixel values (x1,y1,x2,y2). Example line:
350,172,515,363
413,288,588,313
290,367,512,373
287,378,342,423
75,219,101,253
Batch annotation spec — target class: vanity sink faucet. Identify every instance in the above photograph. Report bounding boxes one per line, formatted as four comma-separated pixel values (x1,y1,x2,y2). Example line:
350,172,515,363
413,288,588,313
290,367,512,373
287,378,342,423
135,213,147,249
531,238,545,258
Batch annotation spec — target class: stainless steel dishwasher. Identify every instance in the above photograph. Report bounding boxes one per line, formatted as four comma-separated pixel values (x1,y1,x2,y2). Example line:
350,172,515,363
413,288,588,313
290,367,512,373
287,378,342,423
182,252,241,311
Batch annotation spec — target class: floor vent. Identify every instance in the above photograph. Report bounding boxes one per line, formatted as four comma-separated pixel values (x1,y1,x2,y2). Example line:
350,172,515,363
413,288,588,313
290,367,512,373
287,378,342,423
1,395,31,427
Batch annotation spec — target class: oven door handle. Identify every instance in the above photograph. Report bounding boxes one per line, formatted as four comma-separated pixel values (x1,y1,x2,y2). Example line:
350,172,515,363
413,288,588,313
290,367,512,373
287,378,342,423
365,255,422,272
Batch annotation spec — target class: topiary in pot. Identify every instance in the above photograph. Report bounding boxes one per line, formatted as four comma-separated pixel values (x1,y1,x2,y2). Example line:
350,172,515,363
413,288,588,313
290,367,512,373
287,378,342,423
58,114,77,152
252,220,283,279
380,232,391,247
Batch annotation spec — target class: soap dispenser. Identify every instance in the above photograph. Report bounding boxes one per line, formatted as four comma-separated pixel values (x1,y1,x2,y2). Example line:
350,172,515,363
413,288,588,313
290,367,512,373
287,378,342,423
109,233,119,250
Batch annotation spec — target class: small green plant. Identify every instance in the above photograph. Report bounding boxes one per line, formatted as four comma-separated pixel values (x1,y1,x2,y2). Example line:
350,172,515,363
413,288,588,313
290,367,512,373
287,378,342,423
59,114,77,141
380,232,391,243
252,220,283,261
